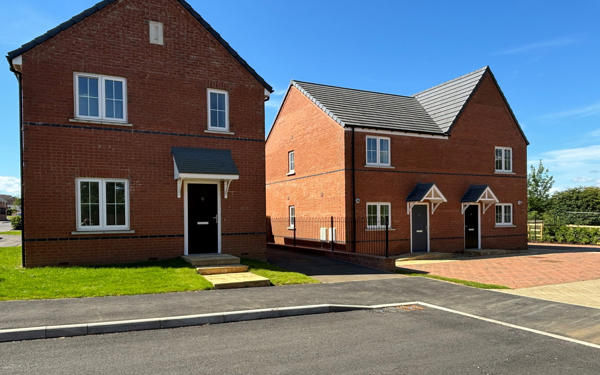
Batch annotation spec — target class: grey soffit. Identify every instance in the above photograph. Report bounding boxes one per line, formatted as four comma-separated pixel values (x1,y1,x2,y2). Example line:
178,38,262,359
461,185,489,203
5,0,273,93
172,147,239,175
406,183,435,202
414,67,488,133
292,81,445,135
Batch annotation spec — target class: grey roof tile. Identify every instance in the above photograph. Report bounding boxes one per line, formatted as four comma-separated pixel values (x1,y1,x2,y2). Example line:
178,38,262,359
461,185,489,203
406,183,435,202
172,147,239,175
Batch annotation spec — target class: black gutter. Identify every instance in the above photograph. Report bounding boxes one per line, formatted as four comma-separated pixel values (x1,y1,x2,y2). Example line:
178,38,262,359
351,126,356,252
8,58,25,267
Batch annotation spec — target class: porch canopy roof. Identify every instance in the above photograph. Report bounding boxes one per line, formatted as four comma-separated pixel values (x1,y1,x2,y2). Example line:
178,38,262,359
461,184,499,214
406,183,447,214
172,147,239,198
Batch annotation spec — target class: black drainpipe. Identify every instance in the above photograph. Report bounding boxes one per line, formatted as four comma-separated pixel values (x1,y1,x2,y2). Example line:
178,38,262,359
351,126,356,252
9,62,25,267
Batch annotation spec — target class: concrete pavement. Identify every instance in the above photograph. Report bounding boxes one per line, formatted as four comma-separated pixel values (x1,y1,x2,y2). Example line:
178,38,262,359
499,279,600,309
1,309,599,375
2,277,600,345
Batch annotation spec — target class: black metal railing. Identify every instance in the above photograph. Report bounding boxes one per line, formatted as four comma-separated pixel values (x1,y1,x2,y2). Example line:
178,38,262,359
267,216,393,257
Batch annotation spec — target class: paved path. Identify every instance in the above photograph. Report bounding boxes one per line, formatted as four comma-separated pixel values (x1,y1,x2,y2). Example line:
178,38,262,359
267,248,404,283
499,279,600,309
0,220,20,247
2,277,600,345
398,251,600,288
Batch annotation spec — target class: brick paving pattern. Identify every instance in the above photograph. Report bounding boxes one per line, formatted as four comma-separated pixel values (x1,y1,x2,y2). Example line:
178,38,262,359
401,252,600,288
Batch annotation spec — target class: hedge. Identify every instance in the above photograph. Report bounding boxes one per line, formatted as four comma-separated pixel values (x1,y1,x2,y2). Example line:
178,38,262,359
543,224,600,245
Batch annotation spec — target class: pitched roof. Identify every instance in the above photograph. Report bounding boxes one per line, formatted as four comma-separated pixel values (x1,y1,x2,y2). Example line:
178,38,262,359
461,185,489,203
292,81,444,135
414,67,487,133
6,0,272,93
406,183,435,202
172,147,239,176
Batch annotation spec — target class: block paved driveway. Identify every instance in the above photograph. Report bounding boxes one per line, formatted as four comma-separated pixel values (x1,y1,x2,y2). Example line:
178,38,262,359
398,248,600,289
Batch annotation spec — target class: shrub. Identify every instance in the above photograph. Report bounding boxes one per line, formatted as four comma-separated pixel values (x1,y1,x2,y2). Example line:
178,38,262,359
10,215,22,230
543,224,600,245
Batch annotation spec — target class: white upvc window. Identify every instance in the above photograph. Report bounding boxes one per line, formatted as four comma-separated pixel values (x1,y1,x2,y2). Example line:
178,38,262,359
366,202,391,229
366,136,390,166
75,73,127,122
288,151,295,174
207,89,229,131
289,206,296,229
495,203,513,226
495,147,512,172
76,178,130,231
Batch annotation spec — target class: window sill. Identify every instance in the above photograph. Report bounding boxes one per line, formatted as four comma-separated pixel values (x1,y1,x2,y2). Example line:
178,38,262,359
287,171,296,176
70,118,132,127
287,226,296,230
72,230,134,235
495,224,515,228
365,227,395,231
494,171,515,175
205,129,234,135
364,164,394,169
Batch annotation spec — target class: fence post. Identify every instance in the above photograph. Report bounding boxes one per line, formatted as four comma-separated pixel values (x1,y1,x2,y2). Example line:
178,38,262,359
293,225,296,247
330,216,334,251
385,218,389,257
534,217,537,241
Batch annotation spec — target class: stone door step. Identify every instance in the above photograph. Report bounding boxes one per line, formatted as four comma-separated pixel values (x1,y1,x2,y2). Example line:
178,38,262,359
196,264,249,275
182,254,240,267
203,272,271,289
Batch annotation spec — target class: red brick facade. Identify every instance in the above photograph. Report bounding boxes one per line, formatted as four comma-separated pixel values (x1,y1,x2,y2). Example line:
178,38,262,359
266,71,528,255
11,0,270,266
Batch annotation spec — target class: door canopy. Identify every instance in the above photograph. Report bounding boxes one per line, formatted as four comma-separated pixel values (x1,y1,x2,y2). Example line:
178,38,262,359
406,183,448,215
172,147,239,199
461,185,499,214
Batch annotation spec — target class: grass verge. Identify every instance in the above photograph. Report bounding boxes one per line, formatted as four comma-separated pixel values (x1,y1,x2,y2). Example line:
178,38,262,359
0,246,213,301
397,270,510,289
242,258,319,286
0,231,21,236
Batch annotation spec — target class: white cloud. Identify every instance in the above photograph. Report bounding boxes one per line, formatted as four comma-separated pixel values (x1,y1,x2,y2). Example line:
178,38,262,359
589,128,600,137
541,101,600,120
540,145,600,163
0,176,20,197
531,145,600,191
494,37,577,55
265,88,287,109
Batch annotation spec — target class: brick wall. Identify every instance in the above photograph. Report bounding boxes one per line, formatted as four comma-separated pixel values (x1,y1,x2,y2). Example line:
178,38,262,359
18,0,268,266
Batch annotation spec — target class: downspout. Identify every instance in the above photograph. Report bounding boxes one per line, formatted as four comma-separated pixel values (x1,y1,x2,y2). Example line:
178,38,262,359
351,126,356,252
9,61,25,267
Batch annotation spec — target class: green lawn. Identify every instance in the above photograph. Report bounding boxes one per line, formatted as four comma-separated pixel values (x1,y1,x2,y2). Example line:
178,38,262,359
0,246,213,301
397,270,510,289
242,258,320,286
0,231,21,236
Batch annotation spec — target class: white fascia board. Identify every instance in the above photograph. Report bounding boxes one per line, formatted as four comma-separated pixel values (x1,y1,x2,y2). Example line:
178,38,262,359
178,173,239,181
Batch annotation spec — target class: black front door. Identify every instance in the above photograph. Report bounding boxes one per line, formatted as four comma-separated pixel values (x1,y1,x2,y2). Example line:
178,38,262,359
465,205,479,249
411,205,428,252
188,184,218,254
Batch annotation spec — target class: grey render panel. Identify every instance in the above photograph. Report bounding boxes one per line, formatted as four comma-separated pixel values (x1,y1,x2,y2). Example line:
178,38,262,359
172,147,239,175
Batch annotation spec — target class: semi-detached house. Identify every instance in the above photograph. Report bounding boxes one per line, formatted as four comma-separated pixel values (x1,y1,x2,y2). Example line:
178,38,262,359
7,0,272,266
266,67,529,255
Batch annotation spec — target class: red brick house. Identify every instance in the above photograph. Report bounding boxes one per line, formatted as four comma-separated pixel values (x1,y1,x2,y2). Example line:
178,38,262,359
0,198,7,221
7,0,272,266
266,67,528,255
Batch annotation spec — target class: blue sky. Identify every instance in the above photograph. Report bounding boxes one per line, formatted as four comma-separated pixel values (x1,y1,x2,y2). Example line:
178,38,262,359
1,0,599,196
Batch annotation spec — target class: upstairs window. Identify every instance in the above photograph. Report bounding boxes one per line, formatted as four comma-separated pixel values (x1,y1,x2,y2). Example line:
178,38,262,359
149,21,164,45
288,151,295,175
495,204,513,226
289,206,296,229
366,136,390,166
77,178,129,231
208,89,229,131
495,147,512,172
75,73,127,122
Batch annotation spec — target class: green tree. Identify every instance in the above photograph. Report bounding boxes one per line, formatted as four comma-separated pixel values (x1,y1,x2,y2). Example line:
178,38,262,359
527,160,554,215
549,187,600,225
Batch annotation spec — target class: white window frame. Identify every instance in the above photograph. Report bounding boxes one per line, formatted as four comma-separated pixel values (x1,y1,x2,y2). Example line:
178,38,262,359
288,151,295,175
495,203,513,226
74,73,128,123
149,21,164,45
207,89,229,131
495,146,512,173
76,178,130,232
366,202,391,229
288,205,296,229
366,136,391,167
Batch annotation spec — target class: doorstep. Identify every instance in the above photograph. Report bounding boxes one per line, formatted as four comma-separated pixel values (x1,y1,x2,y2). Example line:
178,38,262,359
203,272,271,290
